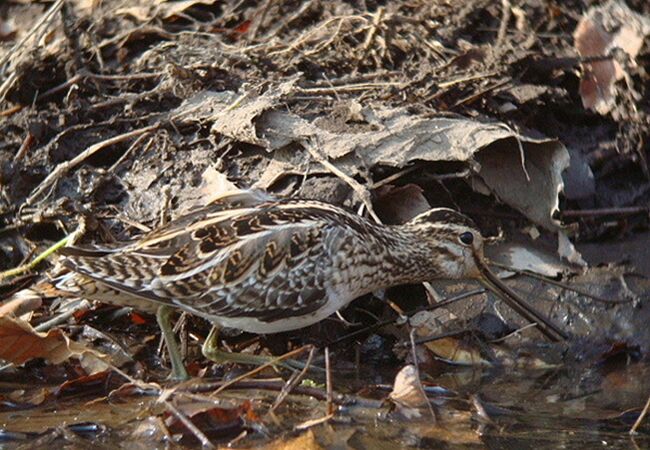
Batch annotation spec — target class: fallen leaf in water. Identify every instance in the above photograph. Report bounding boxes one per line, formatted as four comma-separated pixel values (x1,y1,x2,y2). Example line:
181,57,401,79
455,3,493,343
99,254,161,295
423,337,491,367
389,365,431,419
252,429,324,450
165,400,257,444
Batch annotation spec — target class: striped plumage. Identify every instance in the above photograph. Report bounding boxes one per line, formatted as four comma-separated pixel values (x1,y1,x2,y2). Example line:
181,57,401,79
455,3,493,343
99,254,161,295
53,190,566,341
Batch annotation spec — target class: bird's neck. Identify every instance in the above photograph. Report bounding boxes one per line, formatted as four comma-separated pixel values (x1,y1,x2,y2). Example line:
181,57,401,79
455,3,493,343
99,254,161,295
355,223,445,287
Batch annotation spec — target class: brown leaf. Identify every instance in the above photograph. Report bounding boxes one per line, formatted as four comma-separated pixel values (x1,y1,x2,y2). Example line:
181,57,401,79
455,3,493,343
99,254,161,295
0,295,42,317
374,184,431,224
422,337,490,367
389,365,431,419
165,400,257,442
574,0,650,114
0,315,105,369
255,430,324,450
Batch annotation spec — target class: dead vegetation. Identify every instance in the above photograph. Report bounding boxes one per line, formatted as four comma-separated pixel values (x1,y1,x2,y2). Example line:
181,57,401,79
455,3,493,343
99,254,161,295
0,0,650,447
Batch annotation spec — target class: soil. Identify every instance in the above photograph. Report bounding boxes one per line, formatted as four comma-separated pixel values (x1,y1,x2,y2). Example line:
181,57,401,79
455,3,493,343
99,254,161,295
0,0,649,447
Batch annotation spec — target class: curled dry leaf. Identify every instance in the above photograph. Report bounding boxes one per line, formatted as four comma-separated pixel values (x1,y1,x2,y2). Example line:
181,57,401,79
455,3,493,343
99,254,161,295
389,365,430,419
422,336,491,367
0,315,107,372
574,0,650,114
0,295,42,317
485,242,571,278
199,82,568,230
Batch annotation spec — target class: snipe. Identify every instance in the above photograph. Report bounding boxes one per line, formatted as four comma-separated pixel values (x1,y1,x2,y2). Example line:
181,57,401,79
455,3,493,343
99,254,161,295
44,190,566,378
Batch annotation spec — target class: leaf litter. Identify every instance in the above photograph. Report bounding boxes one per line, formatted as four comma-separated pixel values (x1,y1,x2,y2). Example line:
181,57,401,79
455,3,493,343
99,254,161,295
0,0,649,447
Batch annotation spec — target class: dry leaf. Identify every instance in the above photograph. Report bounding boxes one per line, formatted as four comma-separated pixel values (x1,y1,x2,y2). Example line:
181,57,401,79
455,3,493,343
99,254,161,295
423,337,491,367
557,231,587,267
485,242,570,277
374,184,431,224
117,0,219,22
0,315,107,371
0,295,42,317
201,82,568,230
389,365,430,419
176,166,239,213
157,0,219,20
253,429,324,450
574,0,650,114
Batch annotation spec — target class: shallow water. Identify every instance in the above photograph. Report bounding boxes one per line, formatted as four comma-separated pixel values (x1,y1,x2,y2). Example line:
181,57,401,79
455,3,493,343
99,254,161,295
1,359,648,448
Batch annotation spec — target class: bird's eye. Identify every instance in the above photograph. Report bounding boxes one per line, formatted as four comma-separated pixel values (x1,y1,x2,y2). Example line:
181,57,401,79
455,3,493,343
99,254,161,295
459,231,474,245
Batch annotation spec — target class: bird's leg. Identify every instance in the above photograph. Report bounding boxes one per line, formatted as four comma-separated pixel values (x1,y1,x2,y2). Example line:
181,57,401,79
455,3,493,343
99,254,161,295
201,325,317,371
156,305,189,380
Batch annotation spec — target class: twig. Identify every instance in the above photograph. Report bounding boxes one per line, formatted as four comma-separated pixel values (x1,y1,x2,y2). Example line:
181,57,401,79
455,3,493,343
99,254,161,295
561,206,650,218
409,328,437,422
247,0,275,41
34,300,91,332
326,288,486,346
325,347,334,416
186,379,365,405
0,0,64,100
496,0,511,48
13,132,35,163
305,139,381,223
0,235,70,283
0,0,64,73
265,0,316,39
269,346,315,414
488,322,539,343
164,401,215,449
496,122,531,182
294,413,335,430
297,81,402,95
355,7,385,70
437,71,498,89
25,124,160,206
492,262,632,304
108,132,155,173
630,394,650,434
269,15,367,56
209,345,312,398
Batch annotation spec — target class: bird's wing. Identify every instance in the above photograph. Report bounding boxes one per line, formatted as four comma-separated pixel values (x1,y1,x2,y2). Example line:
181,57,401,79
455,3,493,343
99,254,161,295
58,199,364,321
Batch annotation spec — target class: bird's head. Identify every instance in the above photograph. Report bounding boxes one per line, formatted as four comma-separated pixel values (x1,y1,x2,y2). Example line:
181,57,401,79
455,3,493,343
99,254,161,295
404,208,567,342
405,208,485,280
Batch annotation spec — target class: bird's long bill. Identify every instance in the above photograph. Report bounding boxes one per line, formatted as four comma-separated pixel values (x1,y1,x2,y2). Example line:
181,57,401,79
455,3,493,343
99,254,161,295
476,259,568,342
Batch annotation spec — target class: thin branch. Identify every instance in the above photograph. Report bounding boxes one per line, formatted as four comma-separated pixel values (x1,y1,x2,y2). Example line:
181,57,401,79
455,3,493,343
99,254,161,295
630,394,650,434
25,124,160,206
269,346,315,414
209,345,312,398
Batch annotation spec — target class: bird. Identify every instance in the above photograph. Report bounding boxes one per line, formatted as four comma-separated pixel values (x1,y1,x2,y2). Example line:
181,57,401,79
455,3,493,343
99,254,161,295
35,190,567,379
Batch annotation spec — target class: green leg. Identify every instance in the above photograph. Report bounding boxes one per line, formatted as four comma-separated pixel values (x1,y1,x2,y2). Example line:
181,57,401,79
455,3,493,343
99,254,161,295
201,325,318,371
156,305,189,381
